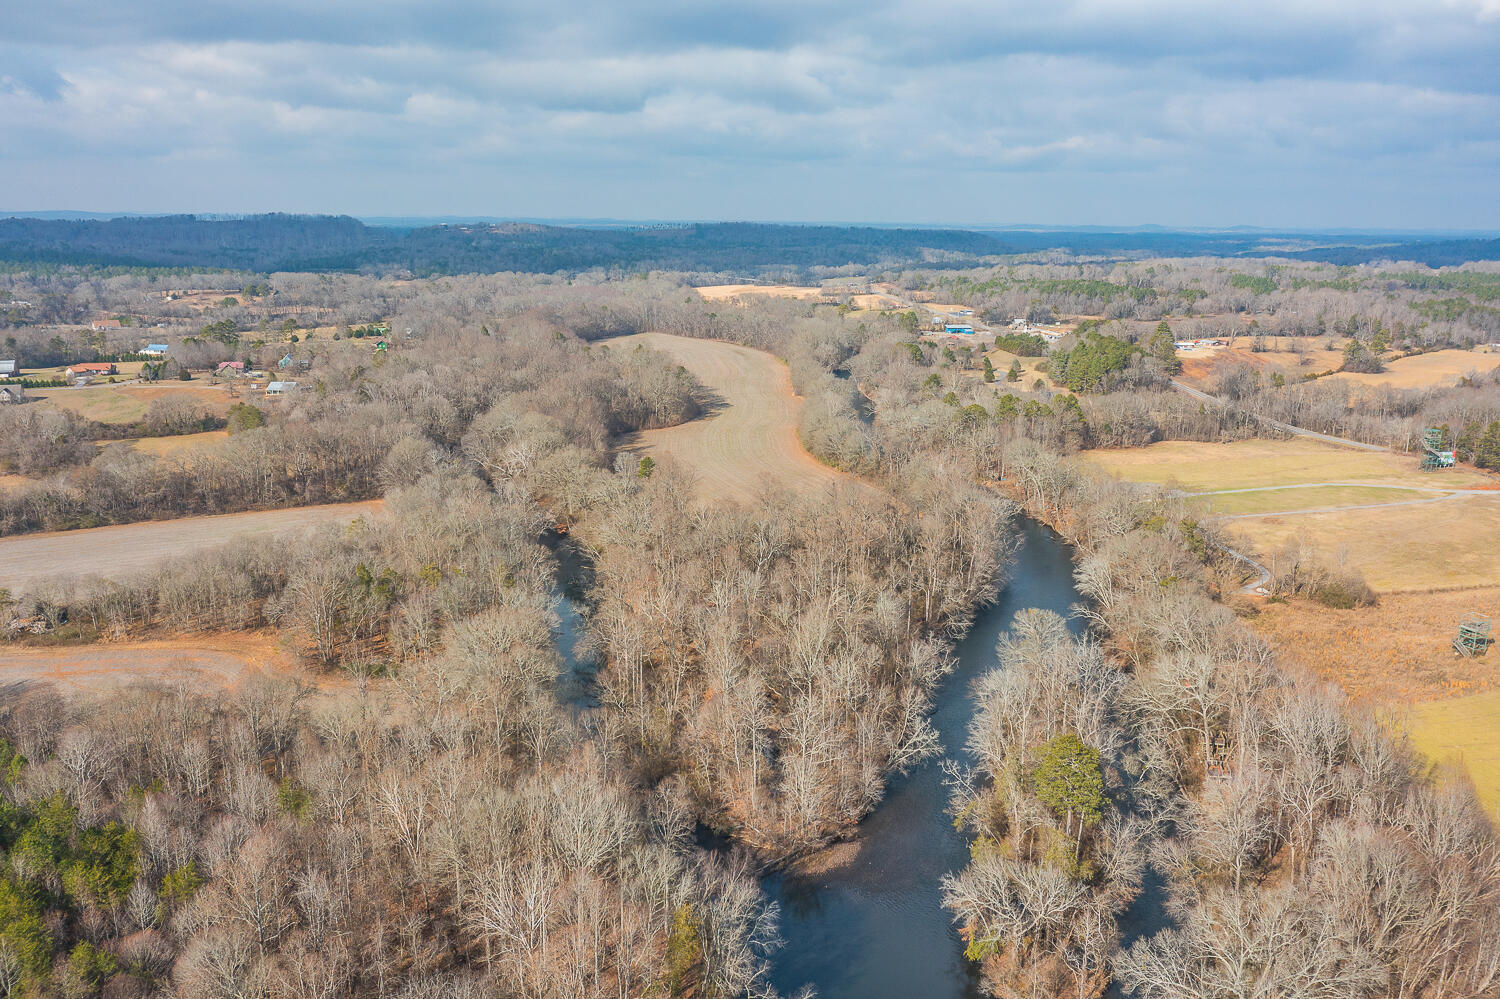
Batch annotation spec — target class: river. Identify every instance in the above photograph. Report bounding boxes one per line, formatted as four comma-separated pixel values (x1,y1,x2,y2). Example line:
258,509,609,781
550,519,1096,999
766,518,1085,999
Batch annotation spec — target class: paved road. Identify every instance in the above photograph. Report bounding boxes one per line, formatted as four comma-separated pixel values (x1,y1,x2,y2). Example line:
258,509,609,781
1171,380,1390,453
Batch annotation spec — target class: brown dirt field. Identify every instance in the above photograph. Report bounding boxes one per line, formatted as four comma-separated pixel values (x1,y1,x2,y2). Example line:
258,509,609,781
694,284,823,302
603,333,875,505
0,475,39,493
850,293,901,310
29,382,234,424
0,633,291,695
1231,493,1500,592
0,500,385,595
1249,588,1500,704
1324,349,1500,390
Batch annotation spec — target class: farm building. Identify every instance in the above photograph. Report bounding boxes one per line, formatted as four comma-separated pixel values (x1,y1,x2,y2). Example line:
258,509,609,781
65,363,116,378
945,324,976,335
0,360,17,379
140,344,169,356
91,319,122,332
0,384,23,403
265,380,298,395
217,361,246,375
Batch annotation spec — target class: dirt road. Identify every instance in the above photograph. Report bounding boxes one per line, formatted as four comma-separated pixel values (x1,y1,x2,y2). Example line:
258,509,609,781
0,500,384,595
1171,380,1390,452
604,333,872,504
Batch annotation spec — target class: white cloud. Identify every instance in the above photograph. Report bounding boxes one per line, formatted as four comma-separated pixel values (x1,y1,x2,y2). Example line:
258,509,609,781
0,2,1495,225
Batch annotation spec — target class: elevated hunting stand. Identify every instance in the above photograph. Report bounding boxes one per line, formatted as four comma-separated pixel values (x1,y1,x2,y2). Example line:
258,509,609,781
1454,613,1492,658
1421,427,1456,471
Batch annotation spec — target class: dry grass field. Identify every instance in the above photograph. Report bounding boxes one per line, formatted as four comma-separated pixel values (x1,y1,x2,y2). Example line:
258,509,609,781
0,634,289,695
1082,439,1500,591
1410,689,1500,818
30,361,147,380
108,429,232,456
1250,588,1500,704
1325,348,1500,390
982,348,1048,388
29,382,234,424
1177,344,1347,388
603,333,873,504
1081,438,1496,492
0,500,385,595
695,284,824,302
1233,495,1500,592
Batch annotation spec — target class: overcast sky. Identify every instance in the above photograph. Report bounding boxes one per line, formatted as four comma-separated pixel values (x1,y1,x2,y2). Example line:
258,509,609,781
2,0,1497,228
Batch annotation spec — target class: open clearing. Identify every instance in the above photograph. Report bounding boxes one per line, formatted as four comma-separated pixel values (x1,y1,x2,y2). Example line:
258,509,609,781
1230,495,1500,592
1326,348,1500,390
1250,587,1500,704
695,284,823,302
603,333,871,504
1082,439,1500,591
1410,689,1500,819
29,382,233,424
982,348,1047,388
1178,344,1348,388
1177,345,1500,392
105,429,232,456
0,634,289,695
0,500,384,595
1081,438,1496,492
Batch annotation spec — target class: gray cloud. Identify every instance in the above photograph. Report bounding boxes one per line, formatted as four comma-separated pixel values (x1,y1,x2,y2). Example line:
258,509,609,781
0,1,1496,226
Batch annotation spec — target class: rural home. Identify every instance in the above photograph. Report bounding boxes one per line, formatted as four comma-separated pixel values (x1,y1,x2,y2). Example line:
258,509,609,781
216,361,246,375
0,384,23,403
65,362,115,378
0,360,17,379
278,354,310,370
140,343,169,356
91,319,122,332
265,380,298,395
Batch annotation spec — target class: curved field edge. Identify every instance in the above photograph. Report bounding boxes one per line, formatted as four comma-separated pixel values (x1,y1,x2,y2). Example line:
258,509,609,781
602,332,876,504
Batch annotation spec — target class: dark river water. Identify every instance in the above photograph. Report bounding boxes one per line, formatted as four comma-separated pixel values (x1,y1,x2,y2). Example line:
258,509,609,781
766,519,1085,999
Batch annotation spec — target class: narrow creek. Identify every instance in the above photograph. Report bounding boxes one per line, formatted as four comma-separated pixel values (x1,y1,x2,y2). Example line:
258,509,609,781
549,519,1108,998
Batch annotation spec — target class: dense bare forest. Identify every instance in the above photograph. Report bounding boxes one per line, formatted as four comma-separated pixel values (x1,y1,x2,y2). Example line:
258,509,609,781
3,261,1499,998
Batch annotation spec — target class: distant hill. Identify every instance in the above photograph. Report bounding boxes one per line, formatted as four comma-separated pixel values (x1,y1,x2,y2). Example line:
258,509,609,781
0,214,1495,273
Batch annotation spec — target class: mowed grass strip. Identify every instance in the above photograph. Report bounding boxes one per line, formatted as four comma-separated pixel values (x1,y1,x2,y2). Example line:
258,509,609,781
1185,484,1442,516
1081,438,1496,491
1410,689,1500,819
